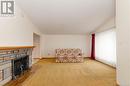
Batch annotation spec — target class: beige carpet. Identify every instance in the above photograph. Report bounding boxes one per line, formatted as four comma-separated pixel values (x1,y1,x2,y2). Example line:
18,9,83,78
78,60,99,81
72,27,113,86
5,58,117,86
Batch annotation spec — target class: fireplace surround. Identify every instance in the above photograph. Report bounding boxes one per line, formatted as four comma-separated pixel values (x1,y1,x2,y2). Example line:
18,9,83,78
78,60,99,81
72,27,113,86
0,46,34,85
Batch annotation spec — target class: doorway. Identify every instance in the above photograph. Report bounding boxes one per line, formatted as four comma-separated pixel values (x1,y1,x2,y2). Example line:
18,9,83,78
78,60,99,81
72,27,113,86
32,33,41,64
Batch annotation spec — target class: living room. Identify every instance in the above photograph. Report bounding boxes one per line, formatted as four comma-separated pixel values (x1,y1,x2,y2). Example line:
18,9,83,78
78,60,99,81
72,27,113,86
0,0,129,86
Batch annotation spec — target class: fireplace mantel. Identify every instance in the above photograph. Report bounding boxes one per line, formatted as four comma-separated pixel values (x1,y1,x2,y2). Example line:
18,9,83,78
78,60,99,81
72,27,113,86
0,46,35,50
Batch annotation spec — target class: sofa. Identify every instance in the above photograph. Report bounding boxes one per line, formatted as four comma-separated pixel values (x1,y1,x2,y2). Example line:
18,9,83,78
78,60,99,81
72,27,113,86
55,48,83,63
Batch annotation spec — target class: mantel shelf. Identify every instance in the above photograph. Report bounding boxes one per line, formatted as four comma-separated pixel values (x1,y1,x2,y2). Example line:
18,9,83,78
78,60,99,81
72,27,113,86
0,46,35,50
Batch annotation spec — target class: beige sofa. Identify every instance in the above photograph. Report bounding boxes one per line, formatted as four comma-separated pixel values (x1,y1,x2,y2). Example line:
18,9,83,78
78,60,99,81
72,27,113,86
55,48,83,63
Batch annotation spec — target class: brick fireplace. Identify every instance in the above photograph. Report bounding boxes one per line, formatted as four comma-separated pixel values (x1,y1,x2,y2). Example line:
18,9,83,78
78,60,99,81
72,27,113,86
0,46,34,85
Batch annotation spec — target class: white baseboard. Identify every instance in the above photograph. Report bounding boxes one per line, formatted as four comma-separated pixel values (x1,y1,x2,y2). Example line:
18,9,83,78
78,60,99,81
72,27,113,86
42,56,55,59
42,56,89,59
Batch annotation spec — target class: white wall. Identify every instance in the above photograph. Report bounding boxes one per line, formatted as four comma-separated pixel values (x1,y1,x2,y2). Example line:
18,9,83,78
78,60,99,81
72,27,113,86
116,0,130,86
95,29,116,67
0,6,41,46
41,35,90,58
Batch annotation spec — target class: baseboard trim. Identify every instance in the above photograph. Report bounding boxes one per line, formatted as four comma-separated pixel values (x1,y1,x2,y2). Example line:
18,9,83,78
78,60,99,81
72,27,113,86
42,57,55,59
33,58,42,59
42,57,89,59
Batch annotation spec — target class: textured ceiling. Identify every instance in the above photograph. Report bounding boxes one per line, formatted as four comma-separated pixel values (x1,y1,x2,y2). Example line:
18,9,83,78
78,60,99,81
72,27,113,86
16,0,115,34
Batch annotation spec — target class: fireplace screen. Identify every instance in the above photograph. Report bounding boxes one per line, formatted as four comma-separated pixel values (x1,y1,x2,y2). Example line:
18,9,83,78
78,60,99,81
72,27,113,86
12,55,29,79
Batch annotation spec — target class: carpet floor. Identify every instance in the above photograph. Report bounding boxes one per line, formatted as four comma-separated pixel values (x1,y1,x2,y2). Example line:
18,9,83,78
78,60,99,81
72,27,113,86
5,58,117,86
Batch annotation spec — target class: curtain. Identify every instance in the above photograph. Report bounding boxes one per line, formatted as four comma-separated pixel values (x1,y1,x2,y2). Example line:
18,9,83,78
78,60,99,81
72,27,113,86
95,29,116,67
91,34,95,60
